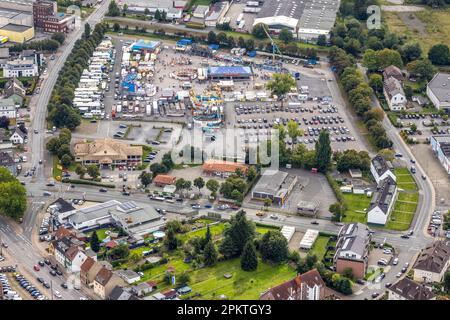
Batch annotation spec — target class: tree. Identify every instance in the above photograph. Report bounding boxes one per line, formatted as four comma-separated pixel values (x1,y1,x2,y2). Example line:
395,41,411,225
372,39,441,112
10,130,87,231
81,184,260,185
428,43,449,65
342,267,354,281
218,234,235,259
246,166,257,182
206,179,219,196
368,74,383,93
90,231,100,252
241,240,258,271
207,31,217,44
175,177,186,192
203,241,218,267
150,163,168,176
84,23,91,39
86,164,100,179
263,198,272,209
107,0,120,16
401,42,422,63
317,34,327,46
259,231,288,263
193,177,205,193
204,225,212,247
407,59,437,81
109,244,129,260
57,144,71,159
266,73,296,104
0,168,26,220
287,120,300,140
165,228,179,251
315,130,331,173
220,210,255,257
60,154,72,168
252,23,268,39
444,270,450,293
51,32,65,44
0,116,9,129
113,22,120,32
154,9,162,21
75,164,87,179
139,172,152,187
279,28,293,44
336,277,353,295
178,271,190,286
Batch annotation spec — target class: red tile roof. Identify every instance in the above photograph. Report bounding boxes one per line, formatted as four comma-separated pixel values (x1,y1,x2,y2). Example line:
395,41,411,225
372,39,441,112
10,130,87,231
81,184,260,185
202,160,248,174
80,257,95,273
153,174,176,185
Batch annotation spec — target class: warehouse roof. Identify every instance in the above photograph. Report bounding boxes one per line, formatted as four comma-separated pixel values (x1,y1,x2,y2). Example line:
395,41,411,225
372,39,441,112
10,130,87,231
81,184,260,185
427,73,450,104
253,170,293,196
431,135,450,157
0,23,32,32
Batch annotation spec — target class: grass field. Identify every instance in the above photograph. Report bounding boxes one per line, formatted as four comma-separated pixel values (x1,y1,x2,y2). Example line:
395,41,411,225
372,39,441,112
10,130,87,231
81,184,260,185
52,156,77,179
133,220,291,299
86,228,112,241
394,168,419,191
310,236,330,261
383,8,450,53
342,193,372,224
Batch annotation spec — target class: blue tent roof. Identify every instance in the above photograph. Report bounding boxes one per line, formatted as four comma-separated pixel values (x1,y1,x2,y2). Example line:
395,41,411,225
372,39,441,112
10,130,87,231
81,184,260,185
208,44,219,50
247,50,256,57
208,66,252,76
131,39,160,51
176,39,193,46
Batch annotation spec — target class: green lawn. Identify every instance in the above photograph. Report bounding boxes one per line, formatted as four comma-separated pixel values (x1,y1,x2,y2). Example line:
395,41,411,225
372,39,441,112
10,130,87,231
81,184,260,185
142,256,296,300
310,236,330,261
394,168,418,191
342,193,372,224
52,156,77,180
86,228,113,241
179,223,226,242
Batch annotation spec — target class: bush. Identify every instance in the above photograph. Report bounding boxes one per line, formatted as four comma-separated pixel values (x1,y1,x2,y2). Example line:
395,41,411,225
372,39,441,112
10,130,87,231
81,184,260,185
62,178,115,188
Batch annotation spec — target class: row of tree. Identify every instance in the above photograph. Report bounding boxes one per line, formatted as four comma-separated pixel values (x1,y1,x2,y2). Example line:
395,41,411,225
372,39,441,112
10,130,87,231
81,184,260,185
329,46,393,149
46,128,73,168
10,34,64,53
47,23,107,130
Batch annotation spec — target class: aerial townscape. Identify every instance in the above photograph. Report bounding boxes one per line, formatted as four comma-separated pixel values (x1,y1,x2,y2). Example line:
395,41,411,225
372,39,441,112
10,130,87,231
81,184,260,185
1,0,450,305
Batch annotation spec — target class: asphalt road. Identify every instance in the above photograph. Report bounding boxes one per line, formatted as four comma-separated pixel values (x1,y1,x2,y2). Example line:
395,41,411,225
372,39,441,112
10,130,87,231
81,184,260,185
0,0,111,301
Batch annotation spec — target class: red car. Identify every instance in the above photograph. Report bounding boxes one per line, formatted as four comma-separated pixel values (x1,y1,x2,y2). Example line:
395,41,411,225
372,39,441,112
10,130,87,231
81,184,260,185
33,265,40,271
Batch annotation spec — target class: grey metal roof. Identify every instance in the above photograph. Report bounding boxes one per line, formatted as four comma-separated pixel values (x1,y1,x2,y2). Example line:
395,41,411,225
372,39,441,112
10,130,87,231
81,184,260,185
253,170,289,196
368,176,397,214
69,200,120,224
427,73,450,104
336,223,370,258
258,0,304,19
432,135,450,157
384,77,405,99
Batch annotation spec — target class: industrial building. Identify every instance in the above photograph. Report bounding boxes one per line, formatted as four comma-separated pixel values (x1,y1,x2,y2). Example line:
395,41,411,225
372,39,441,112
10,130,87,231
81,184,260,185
252,0,339,41
121,0,186,20
367,176,397,226
207,66,253,81
427,73,450,112
0,23,34,43
3,58,38,77
297,200,318,216
205,1,230,27
251,170,297,205
0,0,34,13
0,8,33,27
430,135,450,175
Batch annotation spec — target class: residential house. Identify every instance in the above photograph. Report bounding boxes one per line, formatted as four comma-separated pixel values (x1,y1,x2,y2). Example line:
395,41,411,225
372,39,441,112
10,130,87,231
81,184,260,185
0,98,17,119
73,138,142,167
383,65,404,83
370,155,396,184
80,257,103,287
426,73,450,112
153,174,176,187
9,128,26,144
0,129,12,150
413,241,450,283
64,246,88,273
0,151,17,176
93,267,126,299
115,269,141,284
260,269,341,300
334,223,371,279
50,236,86,271
383,77,406,111
4,78,26,107
48,199,75,217
367,176,397,225
388,278,436,300
131,281,157,297
205,1,229,27
108,286,140,300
